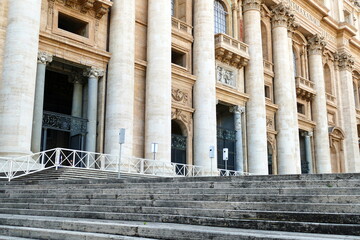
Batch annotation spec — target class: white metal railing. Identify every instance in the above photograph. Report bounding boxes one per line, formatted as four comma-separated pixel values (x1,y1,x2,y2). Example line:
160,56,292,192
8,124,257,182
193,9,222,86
0,148,249,181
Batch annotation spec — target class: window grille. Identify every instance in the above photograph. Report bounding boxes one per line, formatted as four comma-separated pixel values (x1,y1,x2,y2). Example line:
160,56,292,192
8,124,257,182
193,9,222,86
214,0,227,34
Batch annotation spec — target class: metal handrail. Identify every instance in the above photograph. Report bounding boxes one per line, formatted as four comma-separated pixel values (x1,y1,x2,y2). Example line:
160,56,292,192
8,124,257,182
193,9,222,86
0,148,248,181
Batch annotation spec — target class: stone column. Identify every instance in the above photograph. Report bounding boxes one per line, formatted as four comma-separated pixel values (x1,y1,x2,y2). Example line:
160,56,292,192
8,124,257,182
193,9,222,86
70,74,83,118
231,106,245,172
288,19,301,170
232,2,239,39
243,0,268,175
84,67,104,153
272,3,300,174
336,53,360,172
302,131,313,173
193,0,217,172
307,34,332,173
31,52,53,153
145,0,172,162
105,0,135,157
0,0,42,156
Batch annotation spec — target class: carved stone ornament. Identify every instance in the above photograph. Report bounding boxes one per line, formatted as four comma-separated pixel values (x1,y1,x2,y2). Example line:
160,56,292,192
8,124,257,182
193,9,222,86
217,66,236,87
37,51,53,65
171,89,189,104
266,116,274,129
68,73,84,85
171,109,190,131
83,67,104,78
271,2,294,28
307,34,327,56
242,0,263,12
335,52,354,71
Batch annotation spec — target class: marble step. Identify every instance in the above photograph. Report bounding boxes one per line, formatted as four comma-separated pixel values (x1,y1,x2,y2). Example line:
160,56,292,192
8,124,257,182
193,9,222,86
1,203,359,224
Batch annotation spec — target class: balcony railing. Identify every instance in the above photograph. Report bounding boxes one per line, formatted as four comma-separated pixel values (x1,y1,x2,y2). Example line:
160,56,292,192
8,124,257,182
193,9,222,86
326,93,336,105
171,17,193,38
263,60,274,73
295,76,316,101
215,33,250,69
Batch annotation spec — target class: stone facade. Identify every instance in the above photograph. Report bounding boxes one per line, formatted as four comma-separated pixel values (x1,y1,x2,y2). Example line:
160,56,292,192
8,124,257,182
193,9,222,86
0,0,360,175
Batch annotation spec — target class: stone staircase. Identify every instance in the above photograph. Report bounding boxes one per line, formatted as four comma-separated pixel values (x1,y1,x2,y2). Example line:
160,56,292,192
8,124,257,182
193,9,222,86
0,167,159,182
0,173,360,239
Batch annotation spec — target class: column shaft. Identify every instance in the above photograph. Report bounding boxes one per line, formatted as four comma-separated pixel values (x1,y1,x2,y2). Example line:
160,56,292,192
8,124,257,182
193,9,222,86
145,0,172,162
31,52,53,153
105,0,135,157
304,133,313,173
243,0,268,175
337,53,360,172
84,68,103,152
0,0,42,156
308,35,331,173
193,0,217,171
232,106,244,172
72,81,83,118
272,3,300,174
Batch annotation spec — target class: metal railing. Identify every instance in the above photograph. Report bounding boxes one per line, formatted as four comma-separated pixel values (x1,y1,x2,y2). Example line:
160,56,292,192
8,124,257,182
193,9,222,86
0,148,249,181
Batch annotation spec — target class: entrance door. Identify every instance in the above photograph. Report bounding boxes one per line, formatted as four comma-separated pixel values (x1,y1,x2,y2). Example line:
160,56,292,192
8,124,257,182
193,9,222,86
299,131,310,174
171,121,187,175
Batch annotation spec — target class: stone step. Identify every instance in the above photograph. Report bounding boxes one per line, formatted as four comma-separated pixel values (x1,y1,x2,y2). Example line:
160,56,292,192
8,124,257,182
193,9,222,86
0,225,154,240
0,236,34,240
2,180,360,192
0,209,359,236
4,187,360,196
3,192,360,204
1,203,359,224
1,197,359,213
3,214,360,240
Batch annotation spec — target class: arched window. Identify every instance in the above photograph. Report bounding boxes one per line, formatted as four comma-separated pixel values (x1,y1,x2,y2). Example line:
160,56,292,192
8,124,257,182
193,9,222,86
214,0,227,34
323,64,332,94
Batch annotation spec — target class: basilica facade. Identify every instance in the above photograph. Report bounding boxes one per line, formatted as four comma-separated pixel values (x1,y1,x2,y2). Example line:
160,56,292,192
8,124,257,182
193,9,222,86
0,0,360,175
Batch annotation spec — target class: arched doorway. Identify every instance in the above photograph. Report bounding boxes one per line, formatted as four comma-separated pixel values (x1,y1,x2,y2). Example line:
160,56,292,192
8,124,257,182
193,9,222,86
171,120,187,174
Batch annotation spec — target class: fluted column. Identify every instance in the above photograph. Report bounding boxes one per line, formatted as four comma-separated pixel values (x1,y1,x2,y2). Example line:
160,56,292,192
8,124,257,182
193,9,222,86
336,53,360,172
243,0,268,175
31,52,53,153
0,0,42,156
105,0,135,157
308,34,332,173
84,67,104,153
272,3,300,174
193,0,217,172
145,0,172,162
231,106,245,172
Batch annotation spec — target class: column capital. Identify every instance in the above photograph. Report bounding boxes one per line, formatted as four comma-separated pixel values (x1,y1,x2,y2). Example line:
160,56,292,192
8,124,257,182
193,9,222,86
301,131,313,137
307,34,327,55
242,0,263,13
335,52,354,71
69,73,84,85
37,51,53,65
271,3,294,29
287,17,299,37
84,67,104,78
230,105,245,114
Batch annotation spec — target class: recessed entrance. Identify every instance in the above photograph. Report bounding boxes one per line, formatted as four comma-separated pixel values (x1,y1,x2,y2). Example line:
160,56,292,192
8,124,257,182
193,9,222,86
171,120,187,175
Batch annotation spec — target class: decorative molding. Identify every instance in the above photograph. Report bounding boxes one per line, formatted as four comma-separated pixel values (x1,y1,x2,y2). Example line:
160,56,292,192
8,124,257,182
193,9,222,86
37,51,53,65
171,108,191,132
271,2,294,29
242,0,263,12
83,67,104,78
216,66,236,87
335,52,354,71
171,89,189,104
307,34,326,56
266,116,274,129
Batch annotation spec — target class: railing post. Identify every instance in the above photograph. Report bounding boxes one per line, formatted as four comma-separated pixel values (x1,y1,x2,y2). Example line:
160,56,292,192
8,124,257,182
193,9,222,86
55,148,61,170
86,154,90,169
41,152,45,169
72,150,76,168
26,156,30,174
8,159,13,182
140,159,144,174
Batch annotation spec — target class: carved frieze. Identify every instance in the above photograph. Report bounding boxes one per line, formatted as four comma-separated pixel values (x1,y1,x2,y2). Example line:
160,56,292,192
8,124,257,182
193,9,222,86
172,89,189,104
217,66,236,87
307,34,326,56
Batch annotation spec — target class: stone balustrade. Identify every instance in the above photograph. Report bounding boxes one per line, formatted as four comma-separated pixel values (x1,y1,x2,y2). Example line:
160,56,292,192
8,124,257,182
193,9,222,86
171,17,193,39
263,60,274,73
326,93,336,105
295,76,316,101
214,33,250,69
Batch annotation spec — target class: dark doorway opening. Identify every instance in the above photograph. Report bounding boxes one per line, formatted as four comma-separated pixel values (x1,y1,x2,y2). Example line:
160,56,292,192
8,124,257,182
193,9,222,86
171,121,187,175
